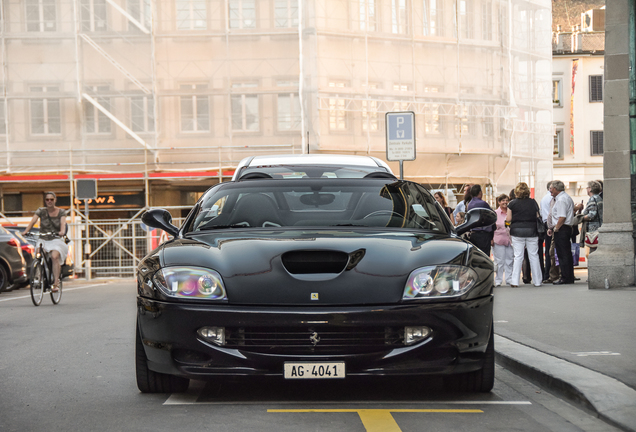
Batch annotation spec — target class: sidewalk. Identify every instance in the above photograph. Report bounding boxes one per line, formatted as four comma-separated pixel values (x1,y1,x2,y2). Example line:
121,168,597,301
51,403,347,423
494,269,636,431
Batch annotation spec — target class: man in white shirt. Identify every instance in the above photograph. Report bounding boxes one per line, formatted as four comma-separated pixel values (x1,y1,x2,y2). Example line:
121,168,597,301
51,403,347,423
540,181,553,281
546,180,575,284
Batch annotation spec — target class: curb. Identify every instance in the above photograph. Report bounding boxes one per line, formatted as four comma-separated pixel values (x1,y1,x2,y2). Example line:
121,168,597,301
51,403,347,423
494,335,636,432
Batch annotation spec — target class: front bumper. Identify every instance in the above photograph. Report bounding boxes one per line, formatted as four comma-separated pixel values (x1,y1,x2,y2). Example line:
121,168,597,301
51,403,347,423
137,296,493,380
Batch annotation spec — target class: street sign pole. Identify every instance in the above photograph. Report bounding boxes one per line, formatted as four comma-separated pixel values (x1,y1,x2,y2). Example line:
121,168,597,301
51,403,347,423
385,112,416,180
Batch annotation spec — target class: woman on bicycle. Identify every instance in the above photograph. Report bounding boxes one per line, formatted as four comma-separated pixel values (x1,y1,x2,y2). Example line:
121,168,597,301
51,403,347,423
24,191,68,292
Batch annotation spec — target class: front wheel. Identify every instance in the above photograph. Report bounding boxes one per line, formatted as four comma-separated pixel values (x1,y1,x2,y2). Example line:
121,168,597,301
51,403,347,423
135,321,189,393
50,277,62,304
444,325,495,393
30,262,44,306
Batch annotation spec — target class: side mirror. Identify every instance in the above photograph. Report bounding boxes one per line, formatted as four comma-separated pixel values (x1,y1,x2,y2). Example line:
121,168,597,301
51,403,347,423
456,208,497,236
142,209,180,238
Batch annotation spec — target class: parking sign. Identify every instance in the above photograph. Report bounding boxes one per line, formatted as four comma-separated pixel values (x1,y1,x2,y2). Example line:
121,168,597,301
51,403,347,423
385,112,416,161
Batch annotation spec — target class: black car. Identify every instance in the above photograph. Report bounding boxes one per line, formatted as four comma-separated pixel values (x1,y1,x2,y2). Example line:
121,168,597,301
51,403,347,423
0,226,28,291
136,165,497,394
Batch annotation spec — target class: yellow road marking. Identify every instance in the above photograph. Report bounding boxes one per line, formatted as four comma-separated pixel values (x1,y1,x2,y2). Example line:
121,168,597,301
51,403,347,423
268,408,483,432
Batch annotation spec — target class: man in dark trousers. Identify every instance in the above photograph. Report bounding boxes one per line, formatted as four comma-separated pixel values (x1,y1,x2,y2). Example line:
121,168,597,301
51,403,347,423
547,180,575,284
540,181,553,282
466,184,494,256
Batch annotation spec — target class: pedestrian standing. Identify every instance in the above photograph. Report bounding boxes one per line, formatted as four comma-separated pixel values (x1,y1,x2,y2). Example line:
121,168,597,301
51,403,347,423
506,182,542,287
547,180,575,285
466,184,494,256
540,182,553,282
492,194,513,286
434,191,453,221
452,184,473,224
575,181,603,253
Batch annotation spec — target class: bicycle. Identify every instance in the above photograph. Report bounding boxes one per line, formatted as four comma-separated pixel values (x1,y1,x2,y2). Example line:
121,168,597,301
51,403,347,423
24,232,63,306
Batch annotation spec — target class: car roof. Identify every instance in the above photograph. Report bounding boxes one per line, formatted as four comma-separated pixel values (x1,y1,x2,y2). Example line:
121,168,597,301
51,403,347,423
233,154,394,181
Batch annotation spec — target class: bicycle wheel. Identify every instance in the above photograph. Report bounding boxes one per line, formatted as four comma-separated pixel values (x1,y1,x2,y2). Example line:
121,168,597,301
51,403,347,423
30,261,44,306
50,277,62,304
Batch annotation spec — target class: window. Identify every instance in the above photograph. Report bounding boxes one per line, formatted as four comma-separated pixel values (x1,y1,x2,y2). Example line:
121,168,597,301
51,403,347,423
481,1,492,40
589,75,603,102
454,105,473,136
180,84,210,132
423,0,442,36
455,0,472,38
232,83,259,132
552,79,562,107
277,82,301,131
84,85,111,134
127,0,152,31
590,131,603,155
359,0,377,31
275,0,298,27
424,104,441,135
391,0,408,34
328,82,348,131
26,0,56,32
230,0,256,29
176,0,206,30
553,129,563,159
80,0,107,32
30,86,61,135
131,96,155,132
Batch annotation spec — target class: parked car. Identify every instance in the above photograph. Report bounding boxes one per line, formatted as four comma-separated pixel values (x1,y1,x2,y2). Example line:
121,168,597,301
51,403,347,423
5,228,34,286
5,226,74,280
0,226,28,291
136,159,497,394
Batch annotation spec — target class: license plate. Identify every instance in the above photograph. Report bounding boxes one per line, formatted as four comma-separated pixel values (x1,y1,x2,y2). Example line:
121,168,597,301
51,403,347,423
284,362,345,379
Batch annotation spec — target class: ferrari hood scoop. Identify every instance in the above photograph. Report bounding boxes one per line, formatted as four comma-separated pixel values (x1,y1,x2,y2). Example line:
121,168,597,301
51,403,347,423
282,250,351,274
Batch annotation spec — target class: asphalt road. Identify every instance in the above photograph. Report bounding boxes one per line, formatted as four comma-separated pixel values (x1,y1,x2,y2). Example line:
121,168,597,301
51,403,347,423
0,281,618,432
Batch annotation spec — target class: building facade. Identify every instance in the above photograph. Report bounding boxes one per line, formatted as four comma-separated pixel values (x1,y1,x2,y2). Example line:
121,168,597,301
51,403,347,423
0,0,553,276
552,21,604,203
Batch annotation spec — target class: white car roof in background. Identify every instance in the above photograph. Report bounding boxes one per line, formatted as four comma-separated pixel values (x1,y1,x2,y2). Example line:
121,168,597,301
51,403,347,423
233,154,393,180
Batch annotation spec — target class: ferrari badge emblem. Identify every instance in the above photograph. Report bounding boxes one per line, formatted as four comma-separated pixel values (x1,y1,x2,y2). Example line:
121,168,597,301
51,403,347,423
311,293,319,300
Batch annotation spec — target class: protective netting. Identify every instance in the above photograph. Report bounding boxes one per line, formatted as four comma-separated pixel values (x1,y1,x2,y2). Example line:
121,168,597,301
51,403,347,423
1,0,553,201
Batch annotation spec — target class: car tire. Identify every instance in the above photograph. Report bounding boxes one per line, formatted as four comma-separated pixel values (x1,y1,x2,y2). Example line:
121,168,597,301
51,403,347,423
135,322,189,394
444,325,495,393
0,264,8,291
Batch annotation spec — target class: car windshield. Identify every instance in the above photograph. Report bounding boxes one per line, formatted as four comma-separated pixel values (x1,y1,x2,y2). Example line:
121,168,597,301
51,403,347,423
187,179,449,234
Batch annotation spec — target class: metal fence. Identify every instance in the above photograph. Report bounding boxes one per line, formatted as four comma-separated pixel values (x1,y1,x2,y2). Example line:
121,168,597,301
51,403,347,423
67,208,187,279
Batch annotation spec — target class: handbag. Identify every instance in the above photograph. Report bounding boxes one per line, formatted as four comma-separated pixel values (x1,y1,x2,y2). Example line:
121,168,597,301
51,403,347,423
585,231,599,249
536,217,545,235
534,202,545,235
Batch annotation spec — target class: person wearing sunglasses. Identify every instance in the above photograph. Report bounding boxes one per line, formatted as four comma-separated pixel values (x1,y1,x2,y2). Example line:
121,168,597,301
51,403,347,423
24,191,68,293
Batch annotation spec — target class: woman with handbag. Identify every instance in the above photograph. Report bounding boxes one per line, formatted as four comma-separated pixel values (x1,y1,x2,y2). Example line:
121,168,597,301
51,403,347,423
575,181,603,253
505,182,543,287
23,191,68,292
492,194,513,286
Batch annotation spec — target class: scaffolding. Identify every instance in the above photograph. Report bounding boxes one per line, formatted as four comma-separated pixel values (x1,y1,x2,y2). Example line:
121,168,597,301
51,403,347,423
0,0,553,200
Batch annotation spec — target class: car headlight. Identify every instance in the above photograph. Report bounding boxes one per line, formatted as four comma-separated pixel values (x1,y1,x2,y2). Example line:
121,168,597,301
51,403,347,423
403,265,478,299
152,267,227,301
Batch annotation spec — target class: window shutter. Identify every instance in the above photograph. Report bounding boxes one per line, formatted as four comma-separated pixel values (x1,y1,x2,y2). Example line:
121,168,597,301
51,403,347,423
591,131,604,155
589,75,603,102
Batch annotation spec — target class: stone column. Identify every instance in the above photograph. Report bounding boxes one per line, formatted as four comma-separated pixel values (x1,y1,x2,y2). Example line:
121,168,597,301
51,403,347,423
588,0,635,289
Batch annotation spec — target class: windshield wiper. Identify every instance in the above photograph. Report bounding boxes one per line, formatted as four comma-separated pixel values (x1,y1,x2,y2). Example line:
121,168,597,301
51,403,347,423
331,224,367,227
197,224,251,230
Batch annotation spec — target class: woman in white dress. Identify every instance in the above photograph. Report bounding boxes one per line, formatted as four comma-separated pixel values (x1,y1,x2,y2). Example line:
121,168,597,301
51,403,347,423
23,192,68,292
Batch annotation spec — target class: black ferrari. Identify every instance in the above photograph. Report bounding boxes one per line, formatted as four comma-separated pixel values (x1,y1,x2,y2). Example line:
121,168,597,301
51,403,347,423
136,165,497,394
